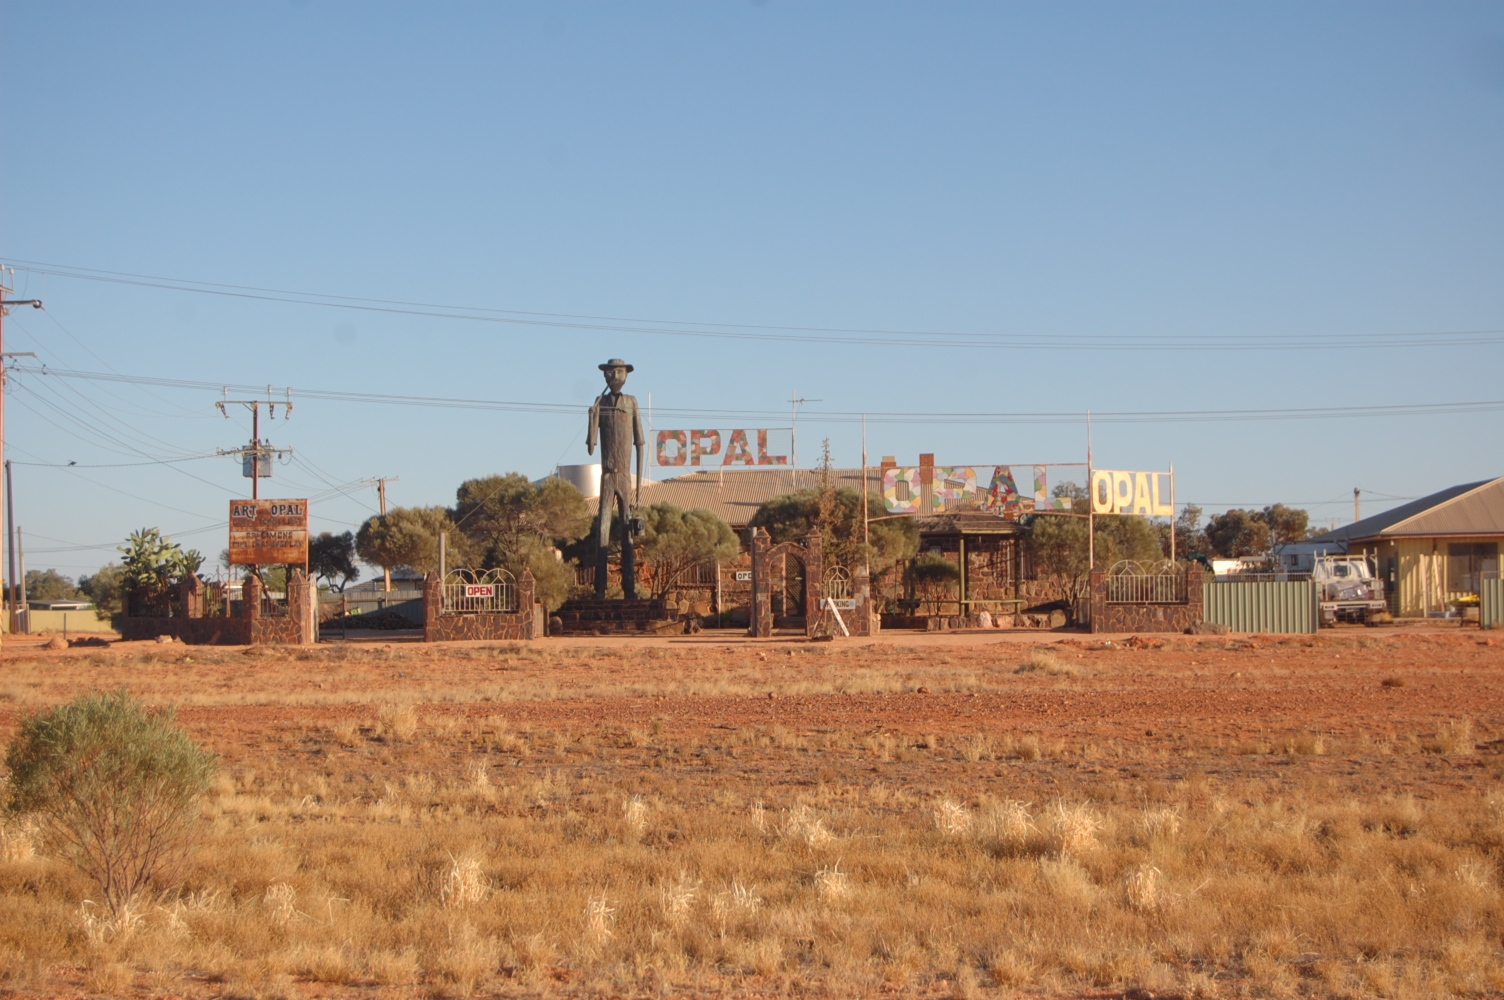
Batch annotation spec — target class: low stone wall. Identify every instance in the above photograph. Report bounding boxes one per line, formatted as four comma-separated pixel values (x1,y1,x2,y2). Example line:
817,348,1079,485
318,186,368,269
1089,565,1204,634
116,571,317,645
118,617,253,645
423,570,538,642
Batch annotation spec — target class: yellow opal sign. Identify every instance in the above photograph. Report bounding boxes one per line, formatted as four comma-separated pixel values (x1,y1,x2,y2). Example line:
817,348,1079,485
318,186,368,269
1090,470,1174,516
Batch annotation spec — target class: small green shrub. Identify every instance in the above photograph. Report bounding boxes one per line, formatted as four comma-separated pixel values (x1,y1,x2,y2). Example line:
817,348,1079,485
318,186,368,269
3,689,216,913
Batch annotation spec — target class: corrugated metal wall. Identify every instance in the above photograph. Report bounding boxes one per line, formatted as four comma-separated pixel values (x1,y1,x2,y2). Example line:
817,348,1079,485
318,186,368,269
1204,580,1318,634
1483,577,1503,630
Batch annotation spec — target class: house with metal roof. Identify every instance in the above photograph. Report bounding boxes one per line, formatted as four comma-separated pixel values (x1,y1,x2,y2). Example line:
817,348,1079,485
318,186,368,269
1308,477,1503,617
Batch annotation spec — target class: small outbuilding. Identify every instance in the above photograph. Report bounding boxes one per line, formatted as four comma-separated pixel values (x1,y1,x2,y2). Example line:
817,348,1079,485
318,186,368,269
1308,477,1503,617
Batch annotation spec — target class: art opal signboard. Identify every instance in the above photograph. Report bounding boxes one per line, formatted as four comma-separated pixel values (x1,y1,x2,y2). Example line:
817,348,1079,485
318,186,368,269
228,499,310,565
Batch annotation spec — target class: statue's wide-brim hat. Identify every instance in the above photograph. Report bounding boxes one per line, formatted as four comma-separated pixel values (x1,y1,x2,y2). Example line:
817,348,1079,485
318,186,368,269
599,358,634,372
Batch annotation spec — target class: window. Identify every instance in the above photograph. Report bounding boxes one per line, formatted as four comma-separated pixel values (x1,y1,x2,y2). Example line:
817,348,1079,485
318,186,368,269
1447,543,1500,595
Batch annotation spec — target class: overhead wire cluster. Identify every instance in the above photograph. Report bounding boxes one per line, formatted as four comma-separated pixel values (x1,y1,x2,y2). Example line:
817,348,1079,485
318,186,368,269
2,257,1495,566
9,257,1504,352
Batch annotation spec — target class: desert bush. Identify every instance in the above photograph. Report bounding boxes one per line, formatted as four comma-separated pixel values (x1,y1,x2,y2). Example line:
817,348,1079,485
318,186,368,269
3,689,216,914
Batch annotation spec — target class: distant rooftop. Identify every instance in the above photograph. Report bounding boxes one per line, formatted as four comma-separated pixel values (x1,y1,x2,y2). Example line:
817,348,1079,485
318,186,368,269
587,467,1029,536
1310,477,1504,543
590,468,879,529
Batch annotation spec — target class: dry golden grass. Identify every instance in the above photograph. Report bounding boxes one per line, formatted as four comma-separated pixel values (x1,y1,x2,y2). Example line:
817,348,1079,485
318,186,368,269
0,631,1502,997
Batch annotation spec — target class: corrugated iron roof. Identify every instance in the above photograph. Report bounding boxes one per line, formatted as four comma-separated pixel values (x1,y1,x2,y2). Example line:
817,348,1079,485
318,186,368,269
588,468,881,528
587,468,1030,536
1310,477,1504,542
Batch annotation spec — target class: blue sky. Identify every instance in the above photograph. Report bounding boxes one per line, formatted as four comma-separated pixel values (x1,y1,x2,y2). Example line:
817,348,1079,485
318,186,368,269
2,2,1502,578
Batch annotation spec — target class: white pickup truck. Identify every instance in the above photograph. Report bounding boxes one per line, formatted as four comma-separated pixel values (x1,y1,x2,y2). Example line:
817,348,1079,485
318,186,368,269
1310,555,1388,624
1271,543,1389,624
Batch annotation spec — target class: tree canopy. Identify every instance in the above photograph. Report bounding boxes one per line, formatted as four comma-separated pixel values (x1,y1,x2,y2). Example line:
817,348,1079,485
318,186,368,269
749,487,917,575
637,503,740,598
356,506,468,576
24,569,83,602
309,531,360,592
1026,483,1164,579
78,564,126,616
451,473,590,564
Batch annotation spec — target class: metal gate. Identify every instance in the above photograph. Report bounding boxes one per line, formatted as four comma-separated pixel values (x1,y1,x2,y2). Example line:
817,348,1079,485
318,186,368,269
1484,574,1503,630
441,568,517,614
1204,579,1318,634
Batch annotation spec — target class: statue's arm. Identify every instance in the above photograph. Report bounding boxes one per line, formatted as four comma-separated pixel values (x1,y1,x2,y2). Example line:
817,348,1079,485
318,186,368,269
586,397,599,455
633,397,645,503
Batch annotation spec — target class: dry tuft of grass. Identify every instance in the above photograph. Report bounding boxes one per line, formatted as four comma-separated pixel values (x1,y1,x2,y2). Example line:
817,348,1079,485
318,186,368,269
1046,801,1101,855
376,701,419,741
0,819,36,863
1014,649,1078,676
439,853,488,908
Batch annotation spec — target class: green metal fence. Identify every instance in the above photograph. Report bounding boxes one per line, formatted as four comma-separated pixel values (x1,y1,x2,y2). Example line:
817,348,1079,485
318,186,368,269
1483,577,1503,630
1204,579,1319,634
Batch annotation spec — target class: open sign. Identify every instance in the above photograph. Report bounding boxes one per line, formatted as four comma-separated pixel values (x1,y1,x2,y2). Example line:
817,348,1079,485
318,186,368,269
463,584,496,599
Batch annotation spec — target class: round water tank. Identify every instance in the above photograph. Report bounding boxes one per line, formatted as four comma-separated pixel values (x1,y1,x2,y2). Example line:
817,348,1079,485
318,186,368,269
556,463,601,499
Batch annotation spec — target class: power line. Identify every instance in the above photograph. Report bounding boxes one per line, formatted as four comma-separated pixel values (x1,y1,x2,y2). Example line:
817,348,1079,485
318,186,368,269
12,363,1504,426
8,257,1504,352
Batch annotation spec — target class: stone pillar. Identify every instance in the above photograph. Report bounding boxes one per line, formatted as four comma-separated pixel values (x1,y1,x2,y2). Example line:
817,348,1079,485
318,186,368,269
748,527,771,638
242,575,262,621
1088,565,1105,634
518,569,537,639
286,568,316,645
803,532,823,635
852,563,873,636
179,576,205,619
1186,564,1204,626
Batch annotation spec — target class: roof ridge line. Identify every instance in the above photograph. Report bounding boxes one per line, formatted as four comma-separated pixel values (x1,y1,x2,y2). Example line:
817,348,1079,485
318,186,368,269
1380,476,1504,534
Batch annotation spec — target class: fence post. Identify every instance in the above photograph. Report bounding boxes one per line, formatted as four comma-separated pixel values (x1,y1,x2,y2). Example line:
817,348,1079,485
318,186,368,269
1186,564,1204,626
423,571,440,643
242,575,262,621
804,532,823,634
288,568,315,645
853,562,872,636
179,576,204,619
518,569,537,639
1089,565,1105,634
749,527,771,638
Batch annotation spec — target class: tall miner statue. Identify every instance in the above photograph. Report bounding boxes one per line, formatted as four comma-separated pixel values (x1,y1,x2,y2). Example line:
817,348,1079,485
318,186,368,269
586,358,646,599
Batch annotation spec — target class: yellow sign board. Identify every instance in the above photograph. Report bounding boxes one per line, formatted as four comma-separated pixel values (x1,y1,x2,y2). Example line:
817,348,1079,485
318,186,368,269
1090,470,1173,516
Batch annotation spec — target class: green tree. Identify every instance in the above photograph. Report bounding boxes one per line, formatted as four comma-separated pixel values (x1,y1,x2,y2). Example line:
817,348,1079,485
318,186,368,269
497,536,577,612
451,473,590,564
749,488,917,576
637,503,740,598
119,528,203,614
1262,503,1310,546
1203,509,1272,557
356,506,469,577
1173,503,1204,556
309,531,360,592
78,563,126,618
908,553,961,614
24,569,82,602
1025,482,1166,601
4,690,217,915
